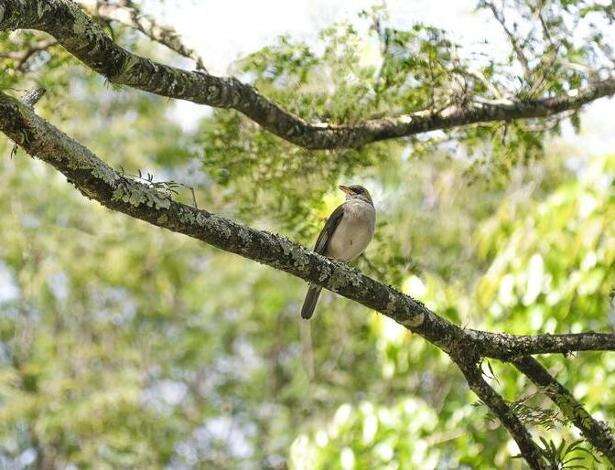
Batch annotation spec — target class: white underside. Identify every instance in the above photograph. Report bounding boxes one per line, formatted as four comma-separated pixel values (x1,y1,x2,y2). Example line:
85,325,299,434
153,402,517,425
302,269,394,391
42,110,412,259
326,199,375,262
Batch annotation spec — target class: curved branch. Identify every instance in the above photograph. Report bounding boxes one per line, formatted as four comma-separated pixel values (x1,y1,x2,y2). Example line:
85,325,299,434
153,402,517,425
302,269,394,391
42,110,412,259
513,356,615,465
1,0,614,150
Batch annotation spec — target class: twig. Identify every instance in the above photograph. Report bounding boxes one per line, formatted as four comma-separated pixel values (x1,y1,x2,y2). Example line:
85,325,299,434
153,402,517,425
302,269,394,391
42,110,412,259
94,0,207,71
484,1,532,80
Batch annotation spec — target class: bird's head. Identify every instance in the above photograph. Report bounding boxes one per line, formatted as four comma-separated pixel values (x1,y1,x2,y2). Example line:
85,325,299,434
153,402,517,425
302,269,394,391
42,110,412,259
339,184,373,205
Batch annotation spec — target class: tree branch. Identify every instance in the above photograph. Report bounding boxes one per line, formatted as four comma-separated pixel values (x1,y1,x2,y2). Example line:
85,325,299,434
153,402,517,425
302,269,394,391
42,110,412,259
468,330,615,359
1,89,614,362
453,356,547,469
1,0,613,150
21,87,47,107
513,356,615,465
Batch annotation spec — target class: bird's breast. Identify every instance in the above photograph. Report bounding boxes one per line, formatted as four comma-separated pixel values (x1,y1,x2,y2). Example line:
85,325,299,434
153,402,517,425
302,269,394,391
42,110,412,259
326,201,375,262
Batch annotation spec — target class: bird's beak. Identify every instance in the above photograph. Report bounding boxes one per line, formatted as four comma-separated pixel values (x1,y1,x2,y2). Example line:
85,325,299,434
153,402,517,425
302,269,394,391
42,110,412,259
339,185,353,195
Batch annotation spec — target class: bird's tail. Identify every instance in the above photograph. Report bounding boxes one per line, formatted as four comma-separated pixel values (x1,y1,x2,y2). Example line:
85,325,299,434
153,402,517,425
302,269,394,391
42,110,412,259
301,284,322,319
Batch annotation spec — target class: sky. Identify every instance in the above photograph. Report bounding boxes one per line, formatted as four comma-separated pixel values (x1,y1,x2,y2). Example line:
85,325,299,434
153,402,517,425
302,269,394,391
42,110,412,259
151,0,505,75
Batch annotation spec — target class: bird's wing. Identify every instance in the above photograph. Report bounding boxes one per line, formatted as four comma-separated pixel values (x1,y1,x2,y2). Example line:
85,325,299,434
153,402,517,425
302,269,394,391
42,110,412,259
313,203,345,254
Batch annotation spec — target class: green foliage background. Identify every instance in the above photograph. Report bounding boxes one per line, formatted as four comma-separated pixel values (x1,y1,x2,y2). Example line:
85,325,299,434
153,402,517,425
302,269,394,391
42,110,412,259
0,1,613,468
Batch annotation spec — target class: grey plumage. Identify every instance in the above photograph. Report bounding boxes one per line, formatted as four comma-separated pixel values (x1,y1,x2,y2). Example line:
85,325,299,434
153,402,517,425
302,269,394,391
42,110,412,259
300,185,375,319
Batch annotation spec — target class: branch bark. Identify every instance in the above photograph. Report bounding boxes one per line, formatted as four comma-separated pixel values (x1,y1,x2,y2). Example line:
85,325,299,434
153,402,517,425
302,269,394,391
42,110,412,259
1,0,614,150
468,330,615,359
513,356,615,465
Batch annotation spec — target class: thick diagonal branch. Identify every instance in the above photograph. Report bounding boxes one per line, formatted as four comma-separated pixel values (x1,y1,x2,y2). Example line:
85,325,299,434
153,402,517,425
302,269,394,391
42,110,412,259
1,0,614,150
1,89,615,363
1,90,614,362
513,356,615,465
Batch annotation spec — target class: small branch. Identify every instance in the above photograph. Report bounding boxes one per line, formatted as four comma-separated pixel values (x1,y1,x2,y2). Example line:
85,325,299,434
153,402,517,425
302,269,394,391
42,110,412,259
484,1,532,79
451,67,503,99
513,356,615,465
358,253,388,280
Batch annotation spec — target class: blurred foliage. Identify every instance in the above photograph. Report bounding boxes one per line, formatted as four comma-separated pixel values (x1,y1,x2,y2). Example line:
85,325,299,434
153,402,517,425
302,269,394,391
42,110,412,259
477,154,614,334
0,0,614,468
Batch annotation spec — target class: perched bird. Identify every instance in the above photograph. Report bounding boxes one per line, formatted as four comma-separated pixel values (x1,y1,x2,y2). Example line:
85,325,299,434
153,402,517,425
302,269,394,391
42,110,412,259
300,185,376,319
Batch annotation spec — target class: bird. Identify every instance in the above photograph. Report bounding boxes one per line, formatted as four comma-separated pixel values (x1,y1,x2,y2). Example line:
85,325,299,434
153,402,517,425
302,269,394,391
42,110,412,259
300,184,376,319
